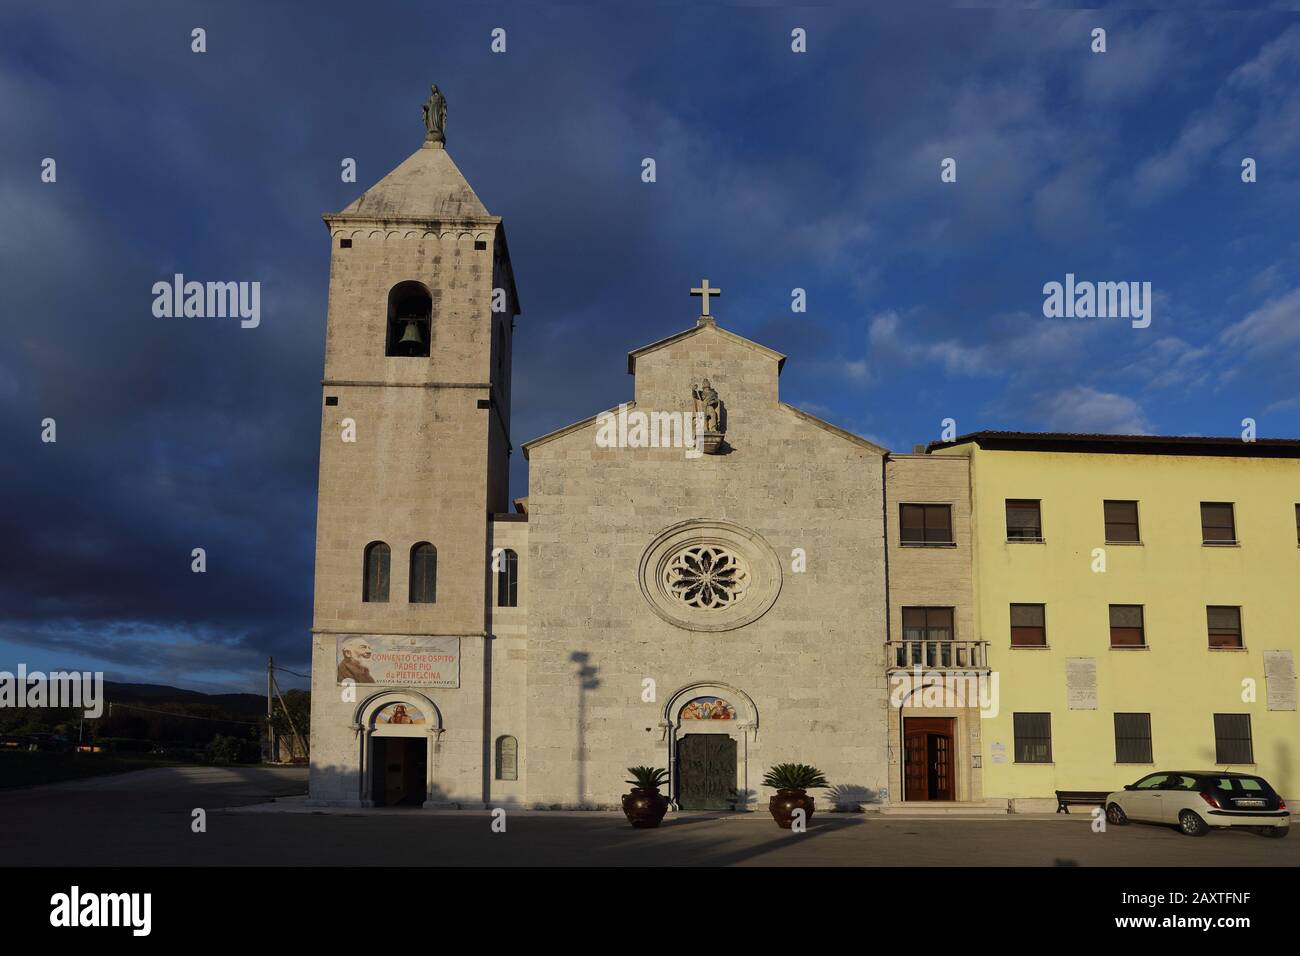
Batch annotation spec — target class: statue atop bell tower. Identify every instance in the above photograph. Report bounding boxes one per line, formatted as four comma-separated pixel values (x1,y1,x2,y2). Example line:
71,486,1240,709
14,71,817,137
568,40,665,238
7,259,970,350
422,84,447,145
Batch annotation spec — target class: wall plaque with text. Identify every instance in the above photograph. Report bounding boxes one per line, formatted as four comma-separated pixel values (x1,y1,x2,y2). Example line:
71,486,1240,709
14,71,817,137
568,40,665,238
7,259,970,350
1264,650,1296,711
1065,657,1098,710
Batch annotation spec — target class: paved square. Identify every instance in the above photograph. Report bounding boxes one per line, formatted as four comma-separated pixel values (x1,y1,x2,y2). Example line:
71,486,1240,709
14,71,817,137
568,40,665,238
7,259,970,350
1,767,1293,867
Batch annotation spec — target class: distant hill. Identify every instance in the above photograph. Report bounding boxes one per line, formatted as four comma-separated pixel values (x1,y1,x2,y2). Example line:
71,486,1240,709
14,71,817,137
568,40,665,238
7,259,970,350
103,681,266,717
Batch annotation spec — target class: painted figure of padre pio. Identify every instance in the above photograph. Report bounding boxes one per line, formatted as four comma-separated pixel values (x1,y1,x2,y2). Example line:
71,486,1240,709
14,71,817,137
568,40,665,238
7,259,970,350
337,637,375,684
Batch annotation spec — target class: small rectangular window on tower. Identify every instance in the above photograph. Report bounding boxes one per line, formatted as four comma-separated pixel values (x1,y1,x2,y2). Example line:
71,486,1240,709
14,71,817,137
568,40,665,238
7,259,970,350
474,240,487,250
324,396,338,406
339,238,352,248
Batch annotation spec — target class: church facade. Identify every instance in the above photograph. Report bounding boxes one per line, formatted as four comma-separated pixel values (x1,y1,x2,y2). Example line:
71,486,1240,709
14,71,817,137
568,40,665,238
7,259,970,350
306,111,904,810
521,320,891,809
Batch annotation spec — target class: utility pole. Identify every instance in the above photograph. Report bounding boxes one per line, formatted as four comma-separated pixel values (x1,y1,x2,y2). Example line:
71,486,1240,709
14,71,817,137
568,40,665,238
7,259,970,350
272,674,307,762
266,655,275,764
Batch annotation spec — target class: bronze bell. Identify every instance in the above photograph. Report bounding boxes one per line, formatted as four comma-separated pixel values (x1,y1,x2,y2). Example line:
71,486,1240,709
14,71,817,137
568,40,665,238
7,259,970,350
396,316,426,353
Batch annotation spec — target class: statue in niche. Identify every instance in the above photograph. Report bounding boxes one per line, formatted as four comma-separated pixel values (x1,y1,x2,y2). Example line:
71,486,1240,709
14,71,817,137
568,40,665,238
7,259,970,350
692,379,725,454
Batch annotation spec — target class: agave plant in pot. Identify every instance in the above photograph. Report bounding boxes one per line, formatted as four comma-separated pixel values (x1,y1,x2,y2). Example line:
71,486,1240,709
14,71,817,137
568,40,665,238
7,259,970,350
764,763,829,829
622,766,670,828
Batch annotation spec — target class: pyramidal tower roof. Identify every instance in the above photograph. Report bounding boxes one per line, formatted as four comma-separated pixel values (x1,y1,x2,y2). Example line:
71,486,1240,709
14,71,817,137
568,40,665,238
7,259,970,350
334,141,492,221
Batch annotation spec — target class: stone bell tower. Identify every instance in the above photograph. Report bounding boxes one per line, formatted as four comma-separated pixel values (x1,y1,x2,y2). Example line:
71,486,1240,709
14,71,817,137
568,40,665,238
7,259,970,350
308,87,521,806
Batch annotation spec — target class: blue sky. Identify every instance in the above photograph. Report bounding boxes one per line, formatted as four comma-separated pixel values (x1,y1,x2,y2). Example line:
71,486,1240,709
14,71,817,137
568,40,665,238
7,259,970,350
2,2,1299,692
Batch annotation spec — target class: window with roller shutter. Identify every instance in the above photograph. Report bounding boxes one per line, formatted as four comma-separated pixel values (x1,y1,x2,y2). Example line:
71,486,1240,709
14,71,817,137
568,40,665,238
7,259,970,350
1200,502,1236,544
1109,604,1145,647
1114,713,1153,763
1005,499,1043,541
1213,714,1253,764
899,503,954,545
1103,500,1140,543
1207,606,1243,648
1010,603,1046,647
1013,712,1052,763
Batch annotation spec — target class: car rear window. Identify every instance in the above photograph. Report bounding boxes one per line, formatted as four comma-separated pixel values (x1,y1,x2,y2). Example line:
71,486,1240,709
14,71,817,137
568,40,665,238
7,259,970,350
1207,776,1270,793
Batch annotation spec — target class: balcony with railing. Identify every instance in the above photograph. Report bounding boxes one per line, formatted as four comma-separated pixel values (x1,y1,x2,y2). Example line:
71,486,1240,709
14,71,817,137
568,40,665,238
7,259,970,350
886,639,990,672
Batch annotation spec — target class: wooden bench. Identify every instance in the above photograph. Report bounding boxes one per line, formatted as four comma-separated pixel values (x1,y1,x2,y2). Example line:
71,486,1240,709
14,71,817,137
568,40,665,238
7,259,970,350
1055,790,1111,814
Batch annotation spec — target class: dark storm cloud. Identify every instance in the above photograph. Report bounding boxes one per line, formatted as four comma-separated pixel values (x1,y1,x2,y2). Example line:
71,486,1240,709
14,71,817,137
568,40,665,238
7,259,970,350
3,2,1299,690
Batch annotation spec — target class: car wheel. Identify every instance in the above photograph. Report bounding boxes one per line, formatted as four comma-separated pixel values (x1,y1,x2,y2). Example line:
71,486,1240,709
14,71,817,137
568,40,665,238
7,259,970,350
1178,810,1209,837
1262,826,1289,839
1106,802,1128,825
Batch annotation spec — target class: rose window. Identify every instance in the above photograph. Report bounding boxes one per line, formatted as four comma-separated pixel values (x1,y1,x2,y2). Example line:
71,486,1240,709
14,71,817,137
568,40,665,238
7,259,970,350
639,520,781,632
663,545,749,609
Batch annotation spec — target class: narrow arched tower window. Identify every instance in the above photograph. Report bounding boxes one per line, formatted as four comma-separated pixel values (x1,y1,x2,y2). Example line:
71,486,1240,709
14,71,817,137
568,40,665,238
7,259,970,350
362,541,391,602
497,548,518,607
409,542,437,603
386,281,432,357
495,735,518,781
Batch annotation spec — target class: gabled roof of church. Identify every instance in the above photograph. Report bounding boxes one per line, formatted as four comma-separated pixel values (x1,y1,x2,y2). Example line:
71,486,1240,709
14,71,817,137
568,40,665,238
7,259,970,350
522,401,637,460
524,318,887,458
626,319,786,375
333,142,493,221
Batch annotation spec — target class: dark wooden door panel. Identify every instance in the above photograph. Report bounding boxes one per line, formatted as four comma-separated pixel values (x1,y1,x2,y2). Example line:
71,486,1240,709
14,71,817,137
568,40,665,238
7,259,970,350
932,732,954,800
904,732,928,800
677,735,737,810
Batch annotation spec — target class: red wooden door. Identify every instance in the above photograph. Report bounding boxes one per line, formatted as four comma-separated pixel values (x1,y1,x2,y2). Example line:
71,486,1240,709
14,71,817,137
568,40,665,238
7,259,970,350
904,732,928,799
931,732,954,800
904,718,956,801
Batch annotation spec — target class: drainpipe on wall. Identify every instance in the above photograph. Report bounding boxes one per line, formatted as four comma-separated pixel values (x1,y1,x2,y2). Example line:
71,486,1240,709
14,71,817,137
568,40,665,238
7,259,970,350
881,453,897,805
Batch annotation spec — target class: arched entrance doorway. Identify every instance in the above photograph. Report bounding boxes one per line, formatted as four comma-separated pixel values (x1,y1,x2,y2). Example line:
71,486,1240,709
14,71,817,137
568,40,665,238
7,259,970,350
355,691,443,808
889,676,981,803
661,682,758,811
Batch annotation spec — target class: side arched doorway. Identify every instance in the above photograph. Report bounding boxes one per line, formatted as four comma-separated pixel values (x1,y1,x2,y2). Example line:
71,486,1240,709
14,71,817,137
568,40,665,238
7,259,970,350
661,682,758,812
355,691,443,808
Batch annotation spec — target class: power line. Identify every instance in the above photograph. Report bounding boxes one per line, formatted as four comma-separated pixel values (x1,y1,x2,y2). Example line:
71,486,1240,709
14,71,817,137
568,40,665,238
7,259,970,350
272,664,311,680
107,701,260,726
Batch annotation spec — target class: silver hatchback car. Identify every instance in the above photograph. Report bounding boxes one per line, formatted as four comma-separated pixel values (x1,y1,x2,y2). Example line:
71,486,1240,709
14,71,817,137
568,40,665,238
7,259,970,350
1105,771,1290,837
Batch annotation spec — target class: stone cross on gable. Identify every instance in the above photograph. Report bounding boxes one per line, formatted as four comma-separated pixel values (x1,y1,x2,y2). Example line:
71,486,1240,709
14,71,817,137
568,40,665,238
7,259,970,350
690,279,720,319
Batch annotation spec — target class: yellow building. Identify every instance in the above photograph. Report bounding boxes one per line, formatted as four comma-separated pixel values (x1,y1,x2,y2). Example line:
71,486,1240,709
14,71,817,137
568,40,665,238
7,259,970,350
931,432,1300,809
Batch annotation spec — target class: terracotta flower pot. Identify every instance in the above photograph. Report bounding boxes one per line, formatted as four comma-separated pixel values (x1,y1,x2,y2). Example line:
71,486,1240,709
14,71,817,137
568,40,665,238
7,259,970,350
622,788,669,828
769,788,815,828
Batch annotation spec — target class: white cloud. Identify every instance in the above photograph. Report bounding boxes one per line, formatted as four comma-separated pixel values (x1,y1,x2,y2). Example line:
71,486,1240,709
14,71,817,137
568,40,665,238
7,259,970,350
1227,25,1300,89
1036,386,1151,434
867,309,1097,379
1133,25,1300,202
1220,287,1300,356
1115,336,1213,392
1264,395,1300,414
1132,107,1236,200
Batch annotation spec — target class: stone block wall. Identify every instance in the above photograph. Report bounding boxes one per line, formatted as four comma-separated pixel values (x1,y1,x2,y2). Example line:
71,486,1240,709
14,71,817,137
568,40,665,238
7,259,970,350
524,324,890,809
